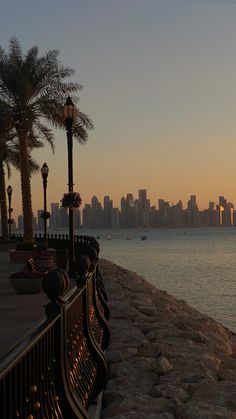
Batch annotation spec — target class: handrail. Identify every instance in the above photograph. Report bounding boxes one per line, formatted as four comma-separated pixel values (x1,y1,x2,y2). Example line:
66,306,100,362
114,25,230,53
0,237,109,419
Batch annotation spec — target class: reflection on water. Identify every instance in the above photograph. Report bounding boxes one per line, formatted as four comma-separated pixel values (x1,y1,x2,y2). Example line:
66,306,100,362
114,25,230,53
79,227,236,332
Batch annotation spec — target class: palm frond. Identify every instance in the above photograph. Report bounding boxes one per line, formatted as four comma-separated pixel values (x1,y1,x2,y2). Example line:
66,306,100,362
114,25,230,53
9,37,23,64
34,122,55,152
28,157,39,174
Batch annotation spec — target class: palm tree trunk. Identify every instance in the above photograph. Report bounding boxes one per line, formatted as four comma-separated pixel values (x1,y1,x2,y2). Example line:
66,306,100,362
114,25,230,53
19,135,34,243
0,156,9,240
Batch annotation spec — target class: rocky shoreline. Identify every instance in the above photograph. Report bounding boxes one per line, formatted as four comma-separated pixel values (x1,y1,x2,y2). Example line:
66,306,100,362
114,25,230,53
100,259,236,419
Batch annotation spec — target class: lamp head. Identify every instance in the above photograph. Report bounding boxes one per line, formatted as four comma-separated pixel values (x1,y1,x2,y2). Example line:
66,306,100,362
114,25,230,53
7,185,13,196
41,163,49,179
63,96,76,119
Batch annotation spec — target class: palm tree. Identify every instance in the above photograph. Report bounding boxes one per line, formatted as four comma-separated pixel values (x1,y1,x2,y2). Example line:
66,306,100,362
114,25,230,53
0,109,39,240
0,138,12,241
0,38,93,243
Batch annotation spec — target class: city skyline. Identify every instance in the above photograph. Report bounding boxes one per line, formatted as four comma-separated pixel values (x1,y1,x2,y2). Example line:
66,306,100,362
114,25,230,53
8,190,236,231
1,1,236,219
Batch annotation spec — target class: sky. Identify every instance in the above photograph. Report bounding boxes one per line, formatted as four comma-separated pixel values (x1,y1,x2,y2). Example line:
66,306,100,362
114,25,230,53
1,0,236,216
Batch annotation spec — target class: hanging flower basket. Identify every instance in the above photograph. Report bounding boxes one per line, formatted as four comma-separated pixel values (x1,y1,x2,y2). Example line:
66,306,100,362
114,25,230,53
40,211,50,220
61,192,82,209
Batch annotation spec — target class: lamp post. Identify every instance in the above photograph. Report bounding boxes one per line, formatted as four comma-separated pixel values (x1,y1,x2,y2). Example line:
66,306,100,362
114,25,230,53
64,97,76,273
7,185,13,238
41,163,49,247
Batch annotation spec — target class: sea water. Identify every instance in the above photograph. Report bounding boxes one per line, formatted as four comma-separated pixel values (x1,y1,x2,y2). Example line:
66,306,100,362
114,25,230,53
79,227,236,332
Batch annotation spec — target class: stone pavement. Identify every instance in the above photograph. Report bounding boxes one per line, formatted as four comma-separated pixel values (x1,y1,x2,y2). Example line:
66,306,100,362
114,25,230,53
0,251,48,359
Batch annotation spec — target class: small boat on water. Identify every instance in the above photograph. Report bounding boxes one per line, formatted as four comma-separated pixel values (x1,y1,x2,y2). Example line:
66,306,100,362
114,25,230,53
141,235,147,241
97,234,100,239
126,237,131,240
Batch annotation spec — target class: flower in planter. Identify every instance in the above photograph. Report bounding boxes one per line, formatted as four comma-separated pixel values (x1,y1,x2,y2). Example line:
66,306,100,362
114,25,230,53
35,256,53,268
61,192,82,209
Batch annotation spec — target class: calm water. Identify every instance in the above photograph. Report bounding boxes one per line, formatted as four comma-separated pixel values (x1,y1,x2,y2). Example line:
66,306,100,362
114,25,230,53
79,227,236,332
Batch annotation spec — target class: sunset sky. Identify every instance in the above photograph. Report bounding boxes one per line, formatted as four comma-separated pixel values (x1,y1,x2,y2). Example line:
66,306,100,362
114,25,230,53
1,0,236,217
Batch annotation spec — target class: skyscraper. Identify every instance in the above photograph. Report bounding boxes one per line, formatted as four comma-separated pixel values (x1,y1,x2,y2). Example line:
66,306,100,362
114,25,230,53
37,210,44,231
187,195,199,227
103,196,113,228
50,203,59,230
91,196,103,228
83,204,92,228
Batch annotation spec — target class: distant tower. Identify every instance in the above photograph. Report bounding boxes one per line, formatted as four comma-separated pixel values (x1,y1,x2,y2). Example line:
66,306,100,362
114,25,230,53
37,209,44,231
82,204,92,228
126,194,136,227
103,196,113,228
120,197,126,228
187,195,199,227
74,208,81,230
18,215,23,231
91,196,103,228
57,207,68,229
111,208,120,228
50,203,59,230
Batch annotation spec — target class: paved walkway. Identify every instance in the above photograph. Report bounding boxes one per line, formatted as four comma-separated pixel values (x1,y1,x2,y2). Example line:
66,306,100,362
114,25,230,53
0,251,48,359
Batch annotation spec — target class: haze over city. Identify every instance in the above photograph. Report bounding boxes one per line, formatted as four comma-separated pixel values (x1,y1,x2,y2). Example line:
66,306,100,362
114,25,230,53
1,0,236,217
11,191,236,231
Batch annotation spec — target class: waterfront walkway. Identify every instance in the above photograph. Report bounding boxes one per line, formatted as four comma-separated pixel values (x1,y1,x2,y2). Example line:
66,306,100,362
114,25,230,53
0,251,48,358
2,252,236,417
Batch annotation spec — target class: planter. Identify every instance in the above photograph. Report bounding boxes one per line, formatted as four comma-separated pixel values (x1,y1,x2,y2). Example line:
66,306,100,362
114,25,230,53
9,270,48,294
9,276,43,294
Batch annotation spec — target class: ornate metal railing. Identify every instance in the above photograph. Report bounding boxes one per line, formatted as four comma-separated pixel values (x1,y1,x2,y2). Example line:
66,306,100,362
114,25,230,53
12,233,100,245
0,238,110,419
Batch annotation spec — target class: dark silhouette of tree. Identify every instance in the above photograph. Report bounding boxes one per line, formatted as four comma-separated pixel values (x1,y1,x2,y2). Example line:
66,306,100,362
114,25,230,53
0,38,93,243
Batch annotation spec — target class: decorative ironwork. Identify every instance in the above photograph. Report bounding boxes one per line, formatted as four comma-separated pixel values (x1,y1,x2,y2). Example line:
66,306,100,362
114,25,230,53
0,245,109,418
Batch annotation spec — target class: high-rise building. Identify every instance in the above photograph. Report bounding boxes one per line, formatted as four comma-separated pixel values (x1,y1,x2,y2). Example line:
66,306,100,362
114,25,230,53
120,197,126,228
170,200,184,228
111,208,120,228
83,204,92,228
186,195,199,227
126,194,136,227
50,203,59,230
103,196,113,228
158,199,171,227
149,206,158,227
208,201,215,226
91,196,103,228
218,196,233,226
74,208,81,230
138,189,149,227
57,207,68,229
37,210,44,230
18,215,23,231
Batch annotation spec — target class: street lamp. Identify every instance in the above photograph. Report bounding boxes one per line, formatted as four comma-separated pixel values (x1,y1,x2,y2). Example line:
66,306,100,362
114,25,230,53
41,163,49,247
64,97,77,273
7,185,13,238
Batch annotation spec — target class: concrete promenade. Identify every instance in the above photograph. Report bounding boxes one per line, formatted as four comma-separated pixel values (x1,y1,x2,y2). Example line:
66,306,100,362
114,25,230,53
3,252,236,417
0,251,48,359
